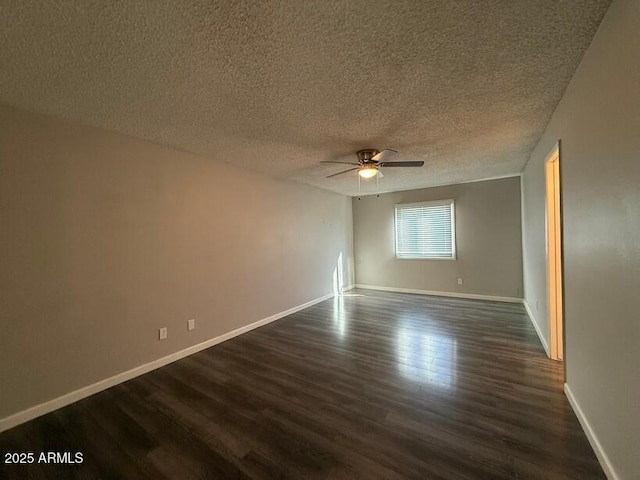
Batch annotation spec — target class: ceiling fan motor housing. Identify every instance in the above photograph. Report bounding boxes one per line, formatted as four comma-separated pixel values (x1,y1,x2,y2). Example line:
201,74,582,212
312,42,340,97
357,149,380,164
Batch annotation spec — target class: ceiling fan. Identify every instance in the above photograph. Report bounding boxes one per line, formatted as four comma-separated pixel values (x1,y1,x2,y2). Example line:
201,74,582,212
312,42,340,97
321,149,424,178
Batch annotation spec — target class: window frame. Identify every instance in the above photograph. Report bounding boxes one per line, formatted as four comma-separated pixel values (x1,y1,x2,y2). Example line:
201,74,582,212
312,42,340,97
394,199,457,261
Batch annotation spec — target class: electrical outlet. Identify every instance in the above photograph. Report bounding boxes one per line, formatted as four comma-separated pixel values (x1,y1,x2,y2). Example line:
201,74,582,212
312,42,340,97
457,278,463,285
159,327,168,340
188,318,195,331
536,300,539,311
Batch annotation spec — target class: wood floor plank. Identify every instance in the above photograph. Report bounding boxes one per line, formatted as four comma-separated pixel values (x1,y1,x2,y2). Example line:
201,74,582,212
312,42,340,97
0,289,605,479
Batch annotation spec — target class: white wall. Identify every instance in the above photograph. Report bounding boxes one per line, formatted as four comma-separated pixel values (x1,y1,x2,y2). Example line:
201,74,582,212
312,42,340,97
353,177,523,300
521,164,550,343
0,104,354,422
521,0,639,477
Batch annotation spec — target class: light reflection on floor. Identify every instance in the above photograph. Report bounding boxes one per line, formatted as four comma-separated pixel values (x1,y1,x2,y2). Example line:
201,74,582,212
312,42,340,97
396,327,458,387
332,295,347,338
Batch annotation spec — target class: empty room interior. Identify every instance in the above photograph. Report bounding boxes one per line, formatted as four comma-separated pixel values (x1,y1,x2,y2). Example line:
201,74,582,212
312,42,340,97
0,1,638,479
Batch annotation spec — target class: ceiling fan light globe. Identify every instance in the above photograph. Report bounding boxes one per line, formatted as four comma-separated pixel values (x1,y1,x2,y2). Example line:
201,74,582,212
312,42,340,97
358,166,378,179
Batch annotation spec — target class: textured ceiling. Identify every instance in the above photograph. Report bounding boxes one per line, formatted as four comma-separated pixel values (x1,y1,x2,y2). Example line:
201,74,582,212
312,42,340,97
0,0,611,196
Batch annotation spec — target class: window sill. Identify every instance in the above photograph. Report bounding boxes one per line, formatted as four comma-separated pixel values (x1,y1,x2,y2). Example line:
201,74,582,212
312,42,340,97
395,256,457,261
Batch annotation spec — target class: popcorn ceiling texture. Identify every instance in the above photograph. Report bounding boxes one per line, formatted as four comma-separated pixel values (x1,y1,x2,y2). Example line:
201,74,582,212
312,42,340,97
0,0,611,196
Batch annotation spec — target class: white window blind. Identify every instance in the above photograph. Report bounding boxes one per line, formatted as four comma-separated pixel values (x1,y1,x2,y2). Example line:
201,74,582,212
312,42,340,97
395,200,456,259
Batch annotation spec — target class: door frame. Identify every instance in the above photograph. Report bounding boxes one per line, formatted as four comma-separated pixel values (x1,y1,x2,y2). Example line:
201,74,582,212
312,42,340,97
545,142,564,362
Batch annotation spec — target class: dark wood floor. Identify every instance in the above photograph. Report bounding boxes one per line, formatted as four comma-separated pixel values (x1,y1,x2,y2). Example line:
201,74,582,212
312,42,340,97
0,289,604,479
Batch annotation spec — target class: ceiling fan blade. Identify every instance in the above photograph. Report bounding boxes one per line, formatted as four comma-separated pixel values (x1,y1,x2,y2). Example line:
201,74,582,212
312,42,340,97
379,161,425,167
326,167,359,178
320,161,360,166
371,149,398,162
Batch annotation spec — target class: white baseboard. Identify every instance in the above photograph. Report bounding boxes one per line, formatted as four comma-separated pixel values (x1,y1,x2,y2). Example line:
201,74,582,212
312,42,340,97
564,383,619,480
0,290,339,433
354,284,522,303
522,299,550,357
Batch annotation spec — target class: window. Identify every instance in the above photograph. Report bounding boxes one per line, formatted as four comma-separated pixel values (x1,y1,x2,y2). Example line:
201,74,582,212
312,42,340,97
394,199,456,259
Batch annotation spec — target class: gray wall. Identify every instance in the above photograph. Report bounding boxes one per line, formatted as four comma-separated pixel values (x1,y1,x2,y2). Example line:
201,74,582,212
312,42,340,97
0,105,354,419
353,177,523,299
521,0,639,477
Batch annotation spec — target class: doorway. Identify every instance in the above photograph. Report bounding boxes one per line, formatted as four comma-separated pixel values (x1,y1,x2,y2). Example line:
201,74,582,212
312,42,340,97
545,144,564,361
